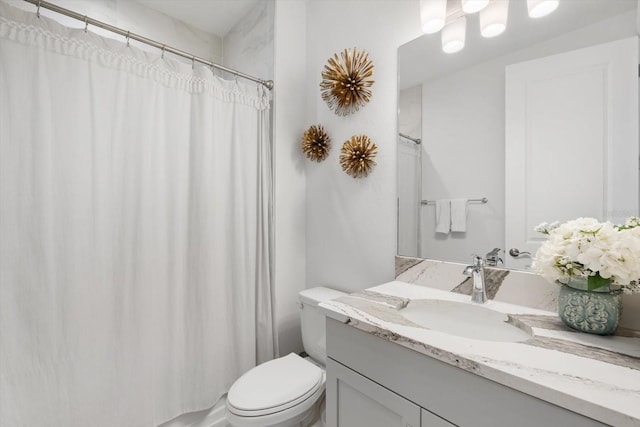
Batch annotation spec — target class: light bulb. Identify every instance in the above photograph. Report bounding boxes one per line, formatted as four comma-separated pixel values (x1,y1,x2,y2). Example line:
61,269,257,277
527,0,559,18
420,0,447,34
480,0,509,38
441,16,466,54
461,0,489,14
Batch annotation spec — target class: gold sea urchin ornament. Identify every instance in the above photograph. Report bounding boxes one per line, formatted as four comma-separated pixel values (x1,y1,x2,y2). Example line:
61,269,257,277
340,135,378,178
301,125,331,162
320,48,374,116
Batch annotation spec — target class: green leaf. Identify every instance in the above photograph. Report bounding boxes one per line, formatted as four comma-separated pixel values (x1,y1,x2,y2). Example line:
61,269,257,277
588,274,611,291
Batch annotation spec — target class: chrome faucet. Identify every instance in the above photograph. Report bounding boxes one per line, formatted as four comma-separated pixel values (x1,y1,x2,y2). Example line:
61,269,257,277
463,255,487,304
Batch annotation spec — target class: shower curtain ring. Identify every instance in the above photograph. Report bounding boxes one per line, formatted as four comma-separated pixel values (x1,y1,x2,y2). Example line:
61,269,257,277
36,0,41,18
192,56,195,70
84,16,89,32
126,31,130,47
161,45,166,59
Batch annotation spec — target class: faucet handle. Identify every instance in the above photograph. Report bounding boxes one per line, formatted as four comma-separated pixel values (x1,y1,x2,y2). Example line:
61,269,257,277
485,248,503,266
486,247,502,257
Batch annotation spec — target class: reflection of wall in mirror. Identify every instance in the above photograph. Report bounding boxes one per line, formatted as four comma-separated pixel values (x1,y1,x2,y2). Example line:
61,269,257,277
399,86,422,140
416,9,638,265
398,86,422,257
421,60,503,263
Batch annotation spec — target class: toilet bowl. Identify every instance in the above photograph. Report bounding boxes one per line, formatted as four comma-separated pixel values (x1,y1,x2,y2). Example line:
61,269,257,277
226,353,325,427
226,287,346,427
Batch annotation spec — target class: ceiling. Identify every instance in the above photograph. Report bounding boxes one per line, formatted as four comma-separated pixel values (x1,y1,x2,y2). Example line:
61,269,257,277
134,0,261,37
399,0,638,89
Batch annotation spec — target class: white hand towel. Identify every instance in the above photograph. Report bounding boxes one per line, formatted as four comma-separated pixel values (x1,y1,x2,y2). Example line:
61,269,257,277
435,199,451,234
451,198,468,232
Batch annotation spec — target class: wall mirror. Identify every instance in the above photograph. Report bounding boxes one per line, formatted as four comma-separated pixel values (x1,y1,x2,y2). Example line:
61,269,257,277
397,0,639,270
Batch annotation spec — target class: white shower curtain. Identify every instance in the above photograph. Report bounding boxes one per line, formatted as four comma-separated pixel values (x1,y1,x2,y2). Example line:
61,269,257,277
0,3,276,426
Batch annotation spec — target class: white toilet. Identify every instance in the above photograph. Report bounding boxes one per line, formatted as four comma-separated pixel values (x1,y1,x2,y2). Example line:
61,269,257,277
226,287,346,427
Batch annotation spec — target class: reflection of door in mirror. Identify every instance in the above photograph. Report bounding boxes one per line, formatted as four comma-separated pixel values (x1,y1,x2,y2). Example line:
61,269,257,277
505,37,639,270
397,86,422,257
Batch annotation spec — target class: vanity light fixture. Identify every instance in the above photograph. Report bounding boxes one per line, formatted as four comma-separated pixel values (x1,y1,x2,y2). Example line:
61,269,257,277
420,0,447,33
442,16,466,53
420,0,559,53
461,0,489,14
479,0,509,38
527,0,559,18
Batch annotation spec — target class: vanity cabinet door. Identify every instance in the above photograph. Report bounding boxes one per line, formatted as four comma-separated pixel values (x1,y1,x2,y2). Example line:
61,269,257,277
326,358,421,427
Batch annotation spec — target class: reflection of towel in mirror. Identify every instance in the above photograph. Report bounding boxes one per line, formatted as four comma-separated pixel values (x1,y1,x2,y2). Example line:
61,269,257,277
435,199,450,234
451,198,468,232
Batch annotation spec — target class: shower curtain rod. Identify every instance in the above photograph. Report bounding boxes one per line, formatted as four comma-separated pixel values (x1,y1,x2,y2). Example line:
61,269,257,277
23,0,274,90
399,133,421,145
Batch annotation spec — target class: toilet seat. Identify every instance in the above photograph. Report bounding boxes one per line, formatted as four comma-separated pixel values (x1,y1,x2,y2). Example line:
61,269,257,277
227,353,324,417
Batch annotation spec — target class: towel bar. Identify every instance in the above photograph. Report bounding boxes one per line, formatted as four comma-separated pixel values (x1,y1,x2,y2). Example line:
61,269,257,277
421,197,488,205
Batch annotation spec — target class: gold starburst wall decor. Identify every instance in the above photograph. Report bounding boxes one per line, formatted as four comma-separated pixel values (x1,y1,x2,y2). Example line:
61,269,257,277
340,135,378,178
301,124,331,162
320,48,374,116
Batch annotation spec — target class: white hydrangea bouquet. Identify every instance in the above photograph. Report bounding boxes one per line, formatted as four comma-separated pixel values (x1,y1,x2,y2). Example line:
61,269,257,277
533,217,640,294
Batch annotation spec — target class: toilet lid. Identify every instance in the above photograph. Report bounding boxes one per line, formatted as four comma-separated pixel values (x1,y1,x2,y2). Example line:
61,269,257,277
227,353,324,416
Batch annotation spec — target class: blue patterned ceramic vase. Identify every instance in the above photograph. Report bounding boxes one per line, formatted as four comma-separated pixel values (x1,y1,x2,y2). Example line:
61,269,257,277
557,277,622,335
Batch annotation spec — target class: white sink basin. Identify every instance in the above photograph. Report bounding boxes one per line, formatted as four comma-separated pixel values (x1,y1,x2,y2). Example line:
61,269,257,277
400,299,531,342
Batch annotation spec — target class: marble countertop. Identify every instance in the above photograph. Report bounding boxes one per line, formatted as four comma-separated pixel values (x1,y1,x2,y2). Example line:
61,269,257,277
319,281,640,427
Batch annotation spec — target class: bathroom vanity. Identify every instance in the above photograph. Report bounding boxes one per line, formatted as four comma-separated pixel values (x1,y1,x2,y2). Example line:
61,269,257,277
320,282,640,427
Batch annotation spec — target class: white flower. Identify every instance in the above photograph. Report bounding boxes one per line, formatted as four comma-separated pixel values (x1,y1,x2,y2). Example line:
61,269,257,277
625,217,639,228
533,216,640,293
534,222,549,233
533,221,561,235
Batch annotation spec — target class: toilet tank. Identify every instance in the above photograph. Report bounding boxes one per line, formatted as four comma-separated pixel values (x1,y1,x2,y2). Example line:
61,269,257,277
298,287,346,365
